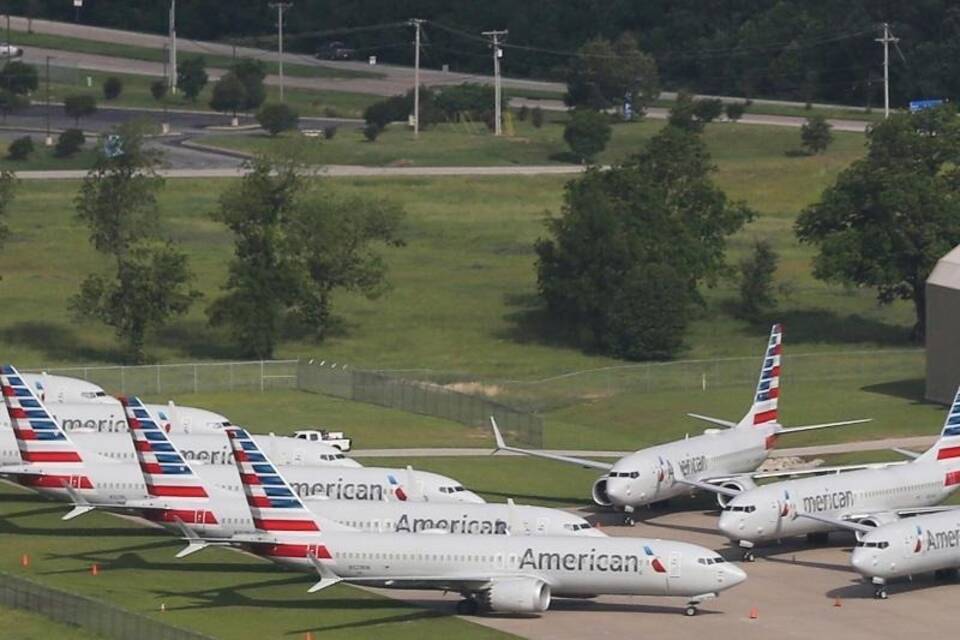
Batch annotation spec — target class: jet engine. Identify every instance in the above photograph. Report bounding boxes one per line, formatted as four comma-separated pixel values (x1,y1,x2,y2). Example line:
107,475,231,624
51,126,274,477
852,513,900,541
591,478,612,507
483,578,551,613
715,478,757,508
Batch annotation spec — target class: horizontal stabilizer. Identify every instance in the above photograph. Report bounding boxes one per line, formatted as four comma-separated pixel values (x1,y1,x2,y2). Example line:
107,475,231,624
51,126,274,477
777,418,871,434
687,413,737,429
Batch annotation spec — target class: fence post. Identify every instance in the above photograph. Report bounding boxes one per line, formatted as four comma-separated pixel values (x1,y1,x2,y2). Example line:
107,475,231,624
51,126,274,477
120,367,125,394
194,364,198,394
260,360,265,392
156,366,161,394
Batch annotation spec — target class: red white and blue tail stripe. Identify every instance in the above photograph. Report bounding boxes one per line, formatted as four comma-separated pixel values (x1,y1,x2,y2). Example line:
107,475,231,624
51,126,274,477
227,426,320,533
920,386,960,476
738,324,782,429
1,364,92,490
122,397,218,525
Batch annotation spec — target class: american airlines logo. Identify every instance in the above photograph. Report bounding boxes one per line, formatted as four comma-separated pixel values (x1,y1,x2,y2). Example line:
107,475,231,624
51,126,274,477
289,480,386,501
925,527,960,551
60,417,127,433
519,548,649,573
395,514,507,534
181,447,235,465
801,490,854,513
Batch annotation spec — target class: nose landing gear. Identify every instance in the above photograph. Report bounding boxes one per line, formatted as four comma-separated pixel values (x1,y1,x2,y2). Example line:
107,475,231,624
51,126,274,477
873,587,888,600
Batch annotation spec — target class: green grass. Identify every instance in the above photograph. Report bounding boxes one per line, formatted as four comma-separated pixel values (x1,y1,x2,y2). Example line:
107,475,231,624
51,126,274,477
46,70,378,119
0,605,105,639
198,115,866,171
12,30,382,80
0,141,97,171
0,482,514,640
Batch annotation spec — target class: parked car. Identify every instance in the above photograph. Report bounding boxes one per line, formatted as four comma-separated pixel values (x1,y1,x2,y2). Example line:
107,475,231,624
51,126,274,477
316,41,354,61
0,43,23,57
293,428,353,451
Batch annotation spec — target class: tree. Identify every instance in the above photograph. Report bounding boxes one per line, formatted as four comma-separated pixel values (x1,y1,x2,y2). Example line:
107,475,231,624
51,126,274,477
796,106,960,340
54,128,85,157
71,240,200,363
362,123,382,141
102,76,123,100
565,33,659,113
177,56,208,102
209,73,246,118
536,126,754,359
256,102,299,136
725,102,746,122
209,153,405,357
231,58,267,111
0,61,38,96
563,109,611,164
669,92,725,132
72,124,196,362
693,98,724,124
0,89,27,122
739,239,779,317
7,136,34,161
801,114,833,154
0,171,16,267
150,79,168,102
531,106,544,128
63,94,97,125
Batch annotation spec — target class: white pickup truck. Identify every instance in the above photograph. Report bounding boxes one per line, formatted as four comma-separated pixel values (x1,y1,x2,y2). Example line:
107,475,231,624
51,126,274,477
292,429,352,452
0,44,23,58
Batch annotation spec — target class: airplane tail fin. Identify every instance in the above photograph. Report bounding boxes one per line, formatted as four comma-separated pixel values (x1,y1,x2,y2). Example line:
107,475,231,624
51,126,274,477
121,396,218,526
226,426,323,534
736,324,782,429
0,364,92,489
918,386,960,480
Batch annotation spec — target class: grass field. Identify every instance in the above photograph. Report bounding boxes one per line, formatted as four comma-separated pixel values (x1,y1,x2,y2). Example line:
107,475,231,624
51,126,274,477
12,30,382,81
0,605,105,639
0,483,514,640
45,70,378,119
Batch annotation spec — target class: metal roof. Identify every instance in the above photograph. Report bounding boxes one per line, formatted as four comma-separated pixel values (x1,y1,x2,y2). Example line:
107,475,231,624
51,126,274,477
928,245,960,289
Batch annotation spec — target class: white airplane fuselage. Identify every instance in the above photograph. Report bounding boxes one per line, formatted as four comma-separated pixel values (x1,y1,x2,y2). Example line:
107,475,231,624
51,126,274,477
600,426,773,510
719,462,960,545
851,509,960,583
254,533,745,601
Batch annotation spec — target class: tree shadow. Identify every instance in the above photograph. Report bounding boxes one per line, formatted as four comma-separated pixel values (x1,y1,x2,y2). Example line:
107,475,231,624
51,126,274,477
784,148,813,158
494,292,582,350
548,150,582,164
153,320,241,360
743,309,912,347
0,321,127,363
860,378,938,405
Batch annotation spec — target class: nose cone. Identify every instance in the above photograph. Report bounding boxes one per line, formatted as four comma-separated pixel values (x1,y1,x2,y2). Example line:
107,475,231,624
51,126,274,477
723,563,748,589
605,479,629,506
341,458,362,468
459,490,485,504
717,511,741,541
850,549,871,576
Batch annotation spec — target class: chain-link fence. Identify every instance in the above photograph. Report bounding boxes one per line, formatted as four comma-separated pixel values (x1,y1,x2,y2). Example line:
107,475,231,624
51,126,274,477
27,360,299,396
0,571,214,640
297,361,544,447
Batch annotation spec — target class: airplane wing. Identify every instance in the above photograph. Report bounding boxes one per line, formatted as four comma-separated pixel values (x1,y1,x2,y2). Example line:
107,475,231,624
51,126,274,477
797,506,958,533
687,414,737,429
775,418,872,435
489,417,612,471
891,448,921,460
794,512,875,533
747,460,907,480
673,477,741,497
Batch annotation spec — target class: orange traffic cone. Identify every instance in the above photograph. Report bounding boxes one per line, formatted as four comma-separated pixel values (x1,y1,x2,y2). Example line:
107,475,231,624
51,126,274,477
833,598,842,608
304,633,314,640
749,607,759,619
90,563,99,577
20,554,29,568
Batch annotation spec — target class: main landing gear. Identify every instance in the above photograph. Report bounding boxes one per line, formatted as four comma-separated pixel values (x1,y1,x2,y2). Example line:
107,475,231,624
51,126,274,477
456,598,479,615
873,587,888,600
738,541,756,562
684,605,698,617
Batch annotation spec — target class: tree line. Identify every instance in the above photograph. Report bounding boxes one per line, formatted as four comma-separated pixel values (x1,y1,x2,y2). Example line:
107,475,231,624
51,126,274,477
15,1,960,106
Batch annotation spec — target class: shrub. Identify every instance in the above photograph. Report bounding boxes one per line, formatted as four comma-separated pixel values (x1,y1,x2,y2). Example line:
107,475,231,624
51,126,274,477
738,239,779,317
323,107,340,118
724,102,746,122
531,106,544,128
692,98,724,124
54,128,85,157
256,102,299,136
363,123,382,142
0,61,38,95
63,94,97,124
102,76,123,100
7,135,34,160
209,73,246,115
149,79,168,102
563,109,612,163
517,105,529,121
363,95,409,130
323,125,337,140
801,114,833,154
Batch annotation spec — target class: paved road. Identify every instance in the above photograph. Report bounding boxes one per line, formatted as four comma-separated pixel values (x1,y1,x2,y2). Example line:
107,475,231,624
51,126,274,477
350,435,933,459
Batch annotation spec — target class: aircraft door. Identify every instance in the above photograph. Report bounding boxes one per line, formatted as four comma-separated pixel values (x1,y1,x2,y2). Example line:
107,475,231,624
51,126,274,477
669,552,681,578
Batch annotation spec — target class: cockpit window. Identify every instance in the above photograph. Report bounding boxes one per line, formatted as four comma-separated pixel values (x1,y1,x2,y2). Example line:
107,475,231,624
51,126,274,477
608,471,639,478
698,556,727,565
563,522,594,531
855,541,890,549
724,505,756,513
439,486,466,494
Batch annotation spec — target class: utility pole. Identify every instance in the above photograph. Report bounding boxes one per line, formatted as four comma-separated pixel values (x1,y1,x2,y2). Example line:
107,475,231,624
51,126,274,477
482,30,508,136
410,18,424,138
168,0,177,93
269,3,293,102
875,22,899,118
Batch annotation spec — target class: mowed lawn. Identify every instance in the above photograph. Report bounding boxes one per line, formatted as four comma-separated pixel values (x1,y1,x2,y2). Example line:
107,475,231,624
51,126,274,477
0,605,106,639
0,483,514,640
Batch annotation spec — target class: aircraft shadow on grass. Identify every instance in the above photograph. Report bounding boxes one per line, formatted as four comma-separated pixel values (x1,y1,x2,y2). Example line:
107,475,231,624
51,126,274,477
288,610,453,636
39,549,289,577
0,513,170,539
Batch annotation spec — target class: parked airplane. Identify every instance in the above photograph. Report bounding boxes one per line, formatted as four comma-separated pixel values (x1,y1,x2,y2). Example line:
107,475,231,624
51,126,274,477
492,325,869,523
0,365,482,507
708,386,960,561
195,425,747,616
18,372,114,404
108,397,599,540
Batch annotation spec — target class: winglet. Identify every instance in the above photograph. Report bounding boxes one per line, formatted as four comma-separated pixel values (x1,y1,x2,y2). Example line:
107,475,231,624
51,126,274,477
306,552,343,593
173,517,210,559
61,483,96,521
490,416,507,450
